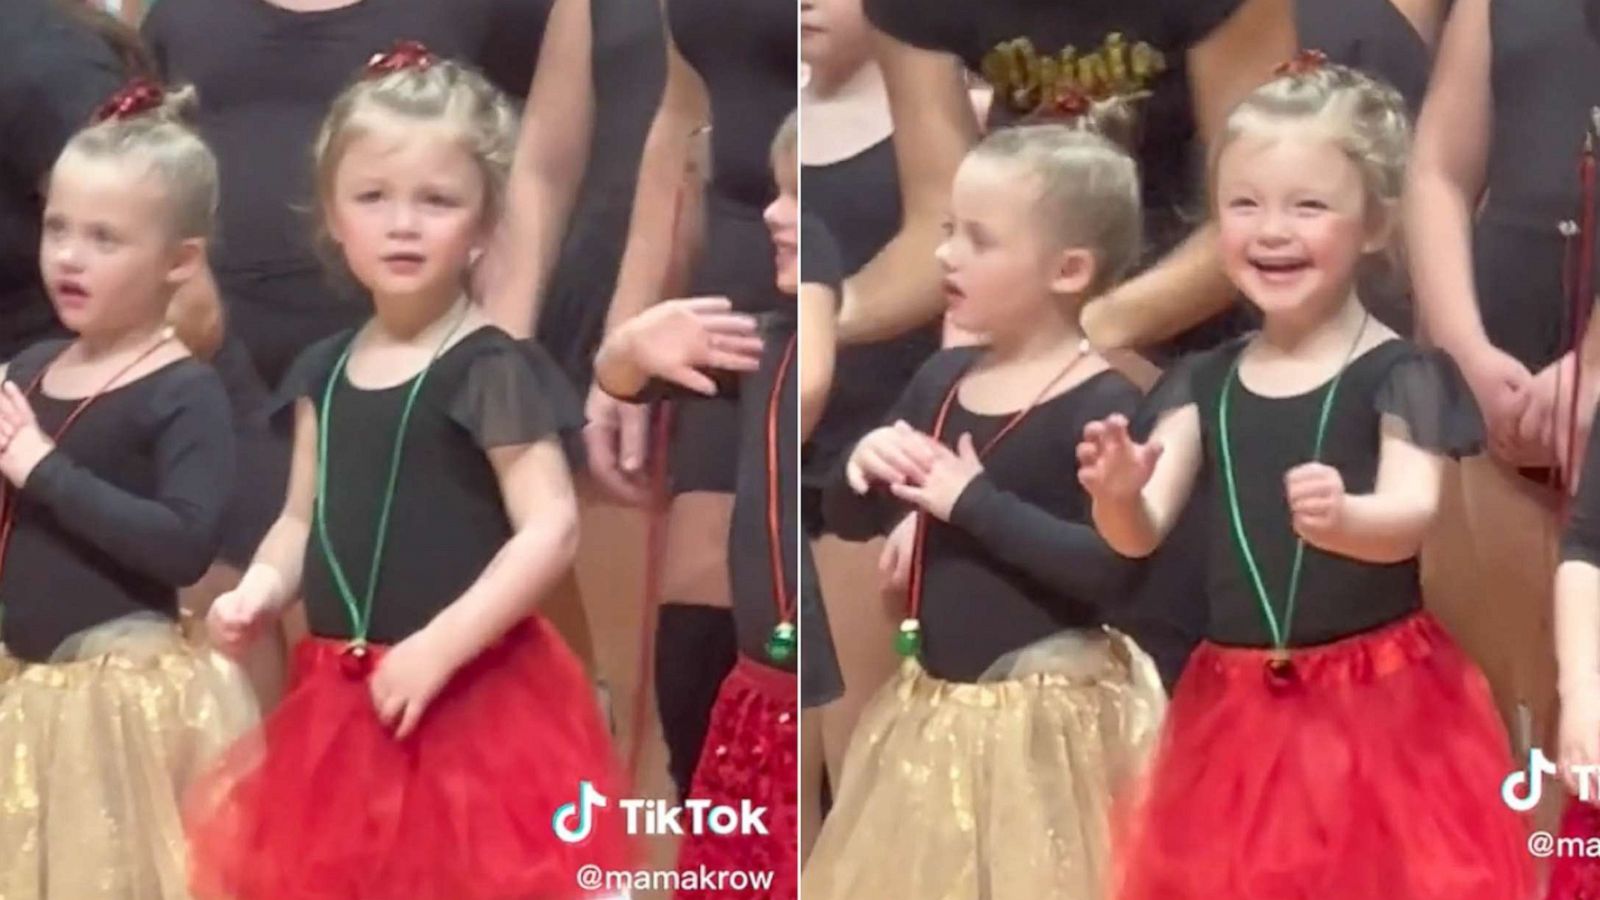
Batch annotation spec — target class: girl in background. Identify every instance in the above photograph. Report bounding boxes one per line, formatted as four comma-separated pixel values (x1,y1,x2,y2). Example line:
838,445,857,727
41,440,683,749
1096,62,1530,899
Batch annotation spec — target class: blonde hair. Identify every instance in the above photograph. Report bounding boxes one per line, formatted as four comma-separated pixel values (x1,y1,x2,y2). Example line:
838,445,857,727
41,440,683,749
59,86,218,241
968,124,1142,295
1210,63,1410,238
313,58,518,236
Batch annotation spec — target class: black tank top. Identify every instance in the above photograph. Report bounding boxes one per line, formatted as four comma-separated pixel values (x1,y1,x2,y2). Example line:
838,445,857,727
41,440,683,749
802,138,940,484
1296,0,1431,114
666,0,795,210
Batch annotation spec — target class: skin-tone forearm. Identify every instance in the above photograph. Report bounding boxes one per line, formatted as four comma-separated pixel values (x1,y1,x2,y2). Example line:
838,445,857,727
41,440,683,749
835,34,976,346
1292,430,1445,563
604,14,708,334
1080,226,1237,350
1559,560,1600,698
245,401,320,610
591,325,651,399
423,442,579,672
799,285,836,439
1088,407,1203,558
1404,0,1492,356
1090,492,1166,559
1083,0,1291,350
483,0,594,337
1303,491,1436,563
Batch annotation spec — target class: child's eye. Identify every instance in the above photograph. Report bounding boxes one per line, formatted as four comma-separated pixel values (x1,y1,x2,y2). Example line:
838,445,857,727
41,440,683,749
1226,197,1259,210
939,219,955,238
355,190,383,203
1296,199,1330,212
88,226,120,247
41,217,66,237
424,193,460,208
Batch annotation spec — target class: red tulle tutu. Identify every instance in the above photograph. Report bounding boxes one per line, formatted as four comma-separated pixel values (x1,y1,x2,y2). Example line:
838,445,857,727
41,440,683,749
675,656,797,899
1549,800,1600,898
184,617,632,900
1115,612,1533,900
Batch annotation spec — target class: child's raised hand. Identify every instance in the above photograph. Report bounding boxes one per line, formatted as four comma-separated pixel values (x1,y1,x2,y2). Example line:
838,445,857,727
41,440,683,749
370,628,458,740
845,421,939,494
1286,463,1346,545
890,433,984,522
206,585,282,658
1561,686,1600,805
0,382,51,486
622,297,764,396
1077,414,1162,501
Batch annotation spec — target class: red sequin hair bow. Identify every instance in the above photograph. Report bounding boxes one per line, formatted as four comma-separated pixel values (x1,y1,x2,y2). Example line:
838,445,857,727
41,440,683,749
93,78,165,124
1275,49,1329,77
1043,88,1093,122
366,40,438,78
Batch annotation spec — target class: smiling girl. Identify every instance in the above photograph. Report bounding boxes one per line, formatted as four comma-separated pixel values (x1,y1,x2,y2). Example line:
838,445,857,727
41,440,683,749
1089,61,1532,899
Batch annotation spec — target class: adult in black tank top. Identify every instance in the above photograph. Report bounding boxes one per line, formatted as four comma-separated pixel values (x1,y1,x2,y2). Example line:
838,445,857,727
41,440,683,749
1296,0,1442,116
1404,0,1600,811
582,0,793,797
799,0,940,816
0,0,125,360
537,1,665,390
849,0,1293,367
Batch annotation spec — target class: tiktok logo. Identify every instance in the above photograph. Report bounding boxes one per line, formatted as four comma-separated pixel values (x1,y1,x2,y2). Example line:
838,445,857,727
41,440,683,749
1502,748,1560,812
553,780,609,844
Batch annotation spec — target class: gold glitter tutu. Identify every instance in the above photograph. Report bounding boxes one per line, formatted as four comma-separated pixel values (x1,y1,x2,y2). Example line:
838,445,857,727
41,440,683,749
803,628,1166,900
0,615,256,899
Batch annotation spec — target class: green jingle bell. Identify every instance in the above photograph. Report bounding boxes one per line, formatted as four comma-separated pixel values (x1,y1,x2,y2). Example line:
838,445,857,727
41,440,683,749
765,622,797,663
894,619,923,658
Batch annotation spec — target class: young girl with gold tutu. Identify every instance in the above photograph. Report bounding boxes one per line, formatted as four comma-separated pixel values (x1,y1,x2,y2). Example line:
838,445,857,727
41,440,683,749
801,123,1168,899
182,43,630,899
1090,59,1532,899
0,80,257,898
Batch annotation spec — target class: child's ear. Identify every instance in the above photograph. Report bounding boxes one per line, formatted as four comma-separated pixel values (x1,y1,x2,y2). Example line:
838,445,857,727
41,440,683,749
1362,198,1397,255
165,238,207,286
323,200,347,248
1048,247,1098,296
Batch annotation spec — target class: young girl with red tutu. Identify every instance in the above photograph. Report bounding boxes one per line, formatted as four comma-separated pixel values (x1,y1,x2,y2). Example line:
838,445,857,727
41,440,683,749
0,79,257,899
802,121,1169,900
1085,58,1534,900
594,113,840,899
183,43,630,900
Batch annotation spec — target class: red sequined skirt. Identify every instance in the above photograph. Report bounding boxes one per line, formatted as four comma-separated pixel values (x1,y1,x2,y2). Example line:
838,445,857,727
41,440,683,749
1115,612,1533,900
674,656,797,899
1549,800,1600,898
184,617,632,900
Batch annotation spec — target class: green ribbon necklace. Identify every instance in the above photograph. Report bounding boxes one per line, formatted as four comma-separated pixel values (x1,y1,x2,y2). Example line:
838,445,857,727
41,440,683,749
1216,313,1368,689
314,304,468,674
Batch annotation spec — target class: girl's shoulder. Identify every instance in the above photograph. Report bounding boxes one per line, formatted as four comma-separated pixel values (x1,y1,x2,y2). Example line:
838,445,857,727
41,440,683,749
443,327,585,454
2,337,72,387
269,328,358,414
1132,336,1250,437
1363,339,1485,457
895,345,985,415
